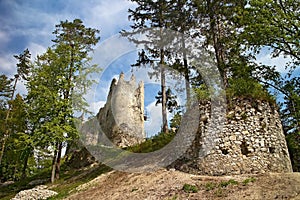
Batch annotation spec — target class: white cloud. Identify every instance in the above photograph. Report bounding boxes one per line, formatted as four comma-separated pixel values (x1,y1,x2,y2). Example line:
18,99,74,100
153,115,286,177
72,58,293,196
84,0,136,37
0,54,17,75
27,42,47,59
0,31,10,46
89,100,106,115
256,50,292,74
16,80,27,96
145,101,162,137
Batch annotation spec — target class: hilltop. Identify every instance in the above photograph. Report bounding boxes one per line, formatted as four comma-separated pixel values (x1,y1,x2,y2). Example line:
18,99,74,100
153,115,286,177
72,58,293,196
64,167,300,200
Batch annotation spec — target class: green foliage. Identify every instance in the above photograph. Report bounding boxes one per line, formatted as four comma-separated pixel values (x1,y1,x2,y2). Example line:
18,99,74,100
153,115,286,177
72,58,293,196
1,95,30,180
0,74,13,100
193,84,210,101
182,183,198,193
155,88,179,113
286,132,300,172
239,0,300,71
281,77,300,134
48,164,111,200
25,19,100,182
125,132,176,153
0,49,32,172
226,78,275,102
219,179,238,187
205,179,238,192
242,177,256,186
13,49,31,81
205,182,217,191
170,111,182,132
0,163,111,200
214,188,224,197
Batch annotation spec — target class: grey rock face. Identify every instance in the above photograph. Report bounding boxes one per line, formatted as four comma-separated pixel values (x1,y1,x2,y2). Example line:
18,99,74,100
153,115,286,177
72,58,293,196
97,73,145,147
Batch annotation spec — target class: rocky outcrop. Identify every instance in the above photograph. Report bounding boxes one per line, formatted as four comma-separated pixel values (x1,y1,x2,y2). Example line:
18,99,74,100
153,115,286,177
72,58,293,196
97,73,145,147
173,98,293,175
11,185,57,200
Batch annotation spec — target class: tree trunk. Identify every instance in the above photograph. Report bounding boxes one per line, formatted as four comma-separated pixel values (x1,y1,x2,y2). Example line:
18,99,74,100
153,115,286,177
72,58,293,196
55,142,63,180
21,149,30,179
181,34,191,107
51,143,58,183
160,49,168,133
0,77,18,166
208,1,227,88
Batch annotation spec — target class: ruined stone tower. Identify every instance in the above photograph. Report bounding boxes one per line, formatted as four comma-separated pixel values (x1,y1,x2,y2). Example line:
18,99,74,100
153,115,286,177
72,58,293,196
97,72,145,147
174,98,293,175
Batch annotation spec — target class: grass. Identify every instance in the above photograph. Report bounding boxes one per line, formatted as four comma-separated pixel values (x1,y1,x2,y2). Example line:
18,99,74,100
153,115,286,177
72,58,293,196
0,163,112,200
124,132,176,153
242,177,256,185
219,179,239,187
182,183,198,193
205,182,217,191
0,167,52,200
48,164,112,199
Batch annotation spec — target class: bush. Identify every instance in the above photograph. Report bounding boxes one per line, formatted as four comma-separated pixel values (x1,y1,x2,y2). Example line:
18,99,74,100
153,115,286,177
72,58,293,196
286,132,300,172
193,84,210,101
226,78,275,103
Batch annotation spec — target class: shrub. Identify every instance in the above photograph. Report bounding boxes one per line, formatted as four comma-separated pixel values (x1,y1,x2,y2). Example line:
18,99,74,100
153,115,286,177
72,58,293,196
193,84,210,101
226,78,275,103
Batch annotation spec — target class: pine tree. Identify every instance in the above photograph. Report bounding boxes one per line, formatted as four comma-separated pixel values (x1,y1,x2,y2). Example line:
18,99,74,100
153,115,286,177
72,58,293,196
122,0,174,133
168,0,196,103
2,94,29,180
192,0,248,86
0,49,31,166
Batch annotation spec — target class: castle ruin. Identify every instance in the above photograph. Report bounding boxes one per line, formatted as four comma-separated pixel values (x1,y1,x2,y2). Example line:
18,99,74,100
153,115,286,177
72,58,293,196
81,73,292,175
97,72,145,147
173,98,293,175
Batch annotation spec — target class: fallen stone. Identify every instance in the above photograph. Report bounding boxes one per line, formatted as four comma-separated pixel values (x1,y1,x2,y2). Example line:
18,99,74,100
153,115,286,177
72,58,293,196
11,185,57,200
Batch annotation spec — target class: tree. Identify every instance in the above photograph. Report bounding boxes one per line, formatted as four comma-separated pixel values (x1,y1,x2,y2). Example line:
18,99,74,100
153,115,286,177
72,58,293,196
1,94,30,180
280,76,300,171
191,0,248,87
281,77,300,134
168,0,197,103
155,88,179,113
170,111,182,133
0,49,31,166
239,0,299,73
26,19,100,182
122,0,175,133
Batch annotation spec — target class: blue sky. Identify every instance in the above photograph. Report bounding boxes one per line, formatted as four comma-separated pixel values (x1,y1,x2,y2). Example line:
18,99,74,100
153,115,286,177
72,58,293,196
0,0,297,136
0,0,188,136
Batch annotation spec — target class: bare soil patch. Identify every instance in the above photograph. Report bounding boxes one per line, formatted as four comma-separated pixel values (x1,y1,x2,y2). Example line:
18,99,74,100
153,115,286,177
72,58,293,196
65,169,300,200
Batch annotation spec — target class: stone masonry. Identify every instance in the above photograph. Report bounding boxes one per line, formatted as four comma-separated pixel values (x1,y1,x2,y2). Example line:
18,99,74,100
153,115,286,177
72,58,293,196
97,72,145,147
174,98,293,175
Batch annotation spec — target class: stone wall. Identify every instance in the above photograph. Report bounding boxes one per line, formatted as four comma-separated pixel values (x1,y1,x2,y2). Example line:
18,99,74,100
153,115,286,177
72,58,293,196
97,73,145,147
174,98,293,175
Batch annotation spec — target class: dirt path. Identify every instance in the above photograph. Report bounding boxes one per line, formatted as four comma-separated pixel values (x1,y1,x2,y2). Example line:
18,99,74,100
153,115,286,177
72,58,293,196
66,169,300,200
